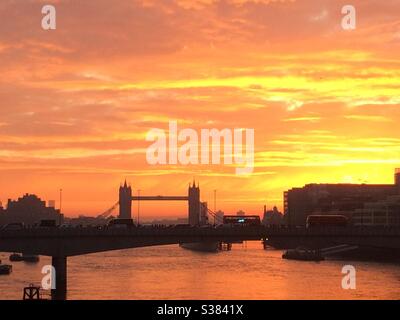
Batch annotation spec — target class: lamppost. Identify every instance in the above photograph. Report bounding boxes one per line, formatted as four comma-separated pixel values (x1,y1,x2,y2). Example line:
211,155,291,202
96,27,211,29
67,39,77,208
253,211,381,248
59,189,63,213
137,189,141,226
214,190,217,212
59,188,63,225
213,189,217,225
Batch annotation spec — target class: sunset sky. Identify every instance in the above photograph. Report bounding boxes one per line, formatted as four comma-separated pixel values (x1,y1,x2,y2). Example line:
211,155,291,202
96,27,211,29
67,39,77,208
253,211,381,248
1,0,400,218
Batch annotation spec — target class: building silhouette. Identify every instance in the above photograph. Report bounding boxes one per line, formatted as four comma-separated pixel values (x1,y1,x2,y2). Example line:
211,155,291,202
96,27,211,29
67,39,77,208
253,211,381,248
352,195,400,227
214,210,225,225
0,194,63,226
284,168,400,226
395,169,400,186
262,205,283,225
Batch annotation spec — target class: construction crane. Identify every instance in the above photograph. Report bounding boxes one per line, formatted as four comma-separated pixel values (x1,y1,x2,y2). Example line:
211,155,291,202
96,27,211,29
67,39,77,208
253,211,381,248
97,201,119,220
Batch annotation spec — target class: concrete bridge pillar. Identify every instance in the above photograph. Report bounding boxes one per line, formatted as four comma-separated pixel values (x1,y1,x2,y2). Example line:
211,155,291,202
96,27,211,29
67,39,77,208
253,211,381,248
51,256,67,300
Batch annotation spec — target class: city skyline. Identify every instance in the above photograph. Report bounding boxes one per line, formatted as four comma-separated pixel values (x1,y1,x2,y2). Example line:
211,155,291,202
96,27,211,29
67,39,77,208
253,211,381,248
1,0,400,217
2,167,400,219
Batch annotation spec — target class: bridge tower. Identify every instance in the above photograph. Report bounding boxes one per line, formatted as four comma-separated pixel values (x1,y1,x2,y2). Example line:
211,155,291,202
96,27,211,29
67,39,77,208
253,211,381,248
119,180,132,219
188,181,201,226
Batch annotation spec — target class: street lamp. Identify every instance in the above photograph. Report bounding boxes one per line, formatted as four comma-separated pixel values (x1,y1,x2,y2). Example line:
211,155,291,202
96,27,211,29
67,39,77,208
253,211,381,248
59,189,63,213
137,189,141,226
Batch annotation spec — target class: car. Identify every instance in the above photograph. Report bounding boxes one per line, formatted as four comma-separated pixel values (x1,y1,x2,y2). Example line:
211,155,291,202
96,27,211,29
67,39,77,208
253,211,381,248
59,223,73,229
173,224,192,229
39,220,57,228
107,218,135,229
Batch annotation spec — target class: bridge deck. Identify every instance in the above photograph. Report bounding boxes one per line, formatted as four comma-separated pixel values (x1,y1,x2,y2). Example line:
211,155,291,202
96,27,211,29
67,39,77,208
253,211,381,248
1,226,400,256
2,225,399,301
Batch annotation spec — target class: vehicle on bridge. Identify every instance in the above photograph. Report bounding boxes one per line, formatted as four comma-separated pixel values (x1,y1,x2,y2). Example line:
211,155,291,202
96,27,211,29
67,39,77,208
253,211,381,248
59,223,74,229
306,215,349,228
222,215,261,227
107,218,135,228
173,224,194,229
39,220,57,228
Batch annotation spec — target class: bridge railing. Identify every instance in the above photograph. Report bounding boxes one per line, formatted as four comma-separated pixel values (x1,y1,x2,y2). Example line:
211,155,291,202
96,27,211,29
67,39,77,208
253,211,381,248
1,225,400,239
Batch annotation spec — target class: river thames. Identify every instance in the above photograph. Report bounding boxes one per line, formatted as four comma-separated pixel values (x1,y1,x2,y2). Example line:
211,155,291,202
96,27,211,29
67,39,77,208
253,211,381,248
1,241,399,300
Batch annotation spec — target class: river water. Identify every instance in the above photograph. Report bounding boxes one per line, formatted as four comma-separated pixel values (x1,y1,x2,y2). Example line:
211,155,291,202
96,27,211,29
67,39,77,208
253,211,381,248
1,241,399,300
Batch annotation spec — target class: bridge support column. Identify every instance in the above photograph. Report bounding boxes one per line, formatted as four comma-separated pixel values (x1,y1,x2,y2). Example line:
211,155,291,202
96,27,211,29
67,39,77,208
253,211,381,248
51,256,67,300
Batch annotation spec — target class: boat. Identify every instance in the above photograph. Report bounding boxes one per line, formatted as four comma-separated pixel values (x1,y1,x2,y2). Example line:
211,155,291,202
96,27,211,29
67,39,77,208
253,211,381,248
282,247,325,261
9,253,39,263
180,242,221,252
9,253,24,262
0,260,12,275
22,254,40,263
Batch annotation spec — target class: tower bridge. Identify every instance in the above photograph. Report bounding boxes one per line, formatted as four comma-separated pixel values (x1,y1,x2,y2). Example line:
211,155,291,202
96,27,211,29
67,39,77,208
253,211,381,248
119,180,203,226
